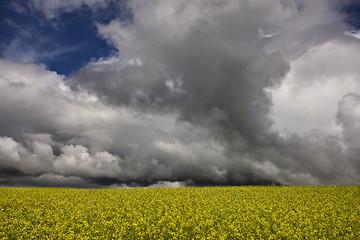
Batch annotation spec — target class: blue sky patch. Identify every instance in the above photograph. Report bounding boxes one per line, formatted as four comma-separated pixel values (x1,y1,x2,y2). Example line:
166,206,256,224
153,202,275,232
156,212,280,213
0,0,131,76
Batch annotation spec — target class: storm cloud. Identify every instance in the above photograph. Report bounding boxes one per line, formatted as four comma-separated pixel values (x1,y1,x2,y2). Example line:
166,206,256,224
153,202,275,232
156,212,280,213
1,0,360,187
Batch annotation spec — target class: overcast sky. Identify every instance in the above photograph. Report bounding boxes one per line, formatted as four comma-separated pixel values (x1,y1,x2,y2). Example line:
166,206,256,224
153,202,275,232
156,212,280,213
1,0,360,187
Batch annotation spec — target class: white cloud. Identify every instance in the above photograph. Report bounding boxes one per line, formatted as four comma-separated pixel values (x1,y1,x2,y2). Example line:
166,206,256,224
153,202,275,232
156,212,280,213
54,144,122,178
337,93,360,148
0,136,52,174
271,40,360,134
149,181,187,188
344,30,360,40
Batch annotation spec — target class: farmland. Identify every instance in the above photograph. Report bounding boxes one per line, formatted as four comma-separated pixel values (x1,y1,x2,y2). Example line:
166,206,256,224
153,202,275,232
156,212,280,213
0,186,359,239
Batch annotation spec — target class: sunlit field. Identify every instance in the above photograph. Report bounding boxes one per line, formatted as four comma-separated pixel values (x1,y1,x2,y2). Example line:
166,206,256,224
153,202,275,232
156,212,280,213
0,186,359,239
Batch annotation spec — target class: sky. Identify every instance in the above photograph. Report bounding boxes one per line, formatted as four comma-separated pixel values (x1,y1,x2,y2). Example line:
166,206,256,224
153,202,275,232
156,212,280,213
1,0,360,188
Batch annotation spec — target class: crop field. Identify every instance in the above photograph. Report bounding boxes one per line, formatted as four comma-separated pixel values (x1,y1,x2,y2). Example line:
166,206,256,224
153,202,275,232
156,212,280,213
0,186,359,239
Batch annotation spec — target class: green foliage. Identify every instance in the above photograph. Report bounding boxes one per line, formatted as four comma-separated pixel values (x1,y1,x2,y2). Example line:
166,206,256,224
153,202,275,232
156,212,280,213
0,186,359,239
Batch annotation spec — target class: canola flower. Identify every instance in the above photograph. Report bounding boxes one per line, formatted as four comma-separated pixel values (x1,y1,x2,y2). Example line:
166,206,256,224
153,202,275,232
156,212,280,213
0,186,359,239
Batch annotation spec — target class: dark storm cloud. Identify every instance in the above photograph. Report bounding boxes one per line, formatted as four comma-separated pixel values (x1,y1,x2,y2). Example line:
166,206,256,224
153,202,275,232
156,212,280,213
74,0,292,146
1,0,360,187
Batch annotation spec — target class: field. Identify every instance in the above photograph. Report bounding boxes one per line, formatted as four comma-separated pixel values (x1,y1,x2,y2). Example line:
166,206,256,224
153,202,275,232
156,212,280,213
0,186,359,239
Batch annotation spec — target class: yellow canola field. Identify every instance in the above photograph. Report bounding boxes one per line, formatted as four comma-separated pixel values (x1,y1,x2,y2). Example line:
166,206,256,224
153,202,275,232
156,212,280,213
0,186,359,239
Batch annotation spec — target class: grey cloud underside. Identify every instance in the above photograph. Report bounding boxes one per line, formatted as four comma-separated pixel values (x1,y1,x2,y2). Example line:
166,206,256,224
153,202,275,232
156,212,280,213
1,0,360,187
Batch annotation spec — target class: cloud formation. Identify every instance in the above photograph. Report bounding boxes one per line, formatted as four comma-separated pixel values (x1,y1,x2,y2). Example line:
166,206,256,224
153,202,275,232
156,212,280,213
1,0,360,187
28,0,112,19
